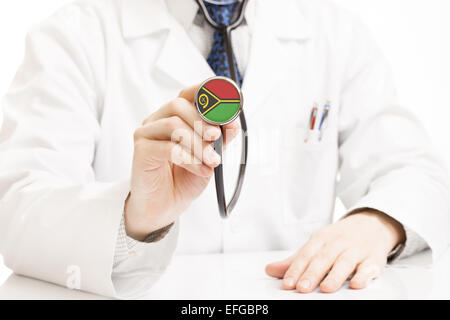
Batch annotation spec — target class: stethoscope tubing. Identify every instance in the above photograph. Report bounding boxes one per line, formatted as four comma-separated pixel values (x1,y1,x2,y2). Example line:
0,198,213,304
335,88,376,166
195,0,249,218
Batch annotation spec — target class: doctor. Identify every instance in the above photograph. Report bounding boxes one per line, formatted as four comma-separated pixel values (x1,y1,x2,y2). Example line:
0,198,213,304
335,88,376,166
0,0,449,298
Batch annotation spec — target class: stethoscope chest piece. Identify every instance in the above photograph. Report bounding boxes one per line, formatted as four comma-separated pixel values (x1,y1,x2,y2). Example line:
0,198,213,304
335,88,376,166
195,76,243,126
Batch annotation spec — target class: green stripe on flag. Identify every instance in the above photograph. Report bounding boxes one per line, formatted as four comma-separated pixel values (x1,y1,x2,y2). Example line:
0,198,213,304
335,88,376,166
205,102,240,123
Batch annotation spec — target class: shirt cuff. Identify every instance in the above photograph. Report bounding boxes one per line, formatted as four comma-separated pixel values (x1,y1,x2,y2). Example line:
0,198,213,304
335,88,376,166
112,215,179,298
113,216,139,267
114,216,176,266
388,225,429,262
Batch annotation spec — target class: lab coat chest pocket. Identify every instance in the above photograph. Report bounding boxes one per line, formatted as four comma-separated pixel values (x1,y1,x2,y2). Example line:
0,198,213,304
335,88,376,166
279,108,339,226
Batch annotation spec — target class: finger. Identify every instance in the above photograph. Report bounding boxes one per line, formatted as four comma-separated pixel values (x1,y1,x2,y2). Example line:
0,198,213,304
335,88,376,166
282,241,323,290
222,120,241,146
350,258,384,290
265,254,296,279
144,97,221,141
178,84,200,103
320,251,361,293
136,117,220,168
296,242,346,293
171,143,214,177
137,140,213,178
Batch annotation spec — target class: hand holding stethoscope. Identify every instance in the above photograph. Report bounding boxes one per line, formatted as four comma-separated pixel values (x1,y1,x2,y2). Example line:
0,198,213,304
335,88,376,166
125,0,248,241
195,0,249,218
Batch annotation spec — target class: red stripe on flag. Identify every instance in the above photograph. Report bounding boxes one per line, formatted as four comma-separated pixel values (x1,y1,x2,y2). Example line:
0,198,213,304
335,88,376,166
203,79,240,100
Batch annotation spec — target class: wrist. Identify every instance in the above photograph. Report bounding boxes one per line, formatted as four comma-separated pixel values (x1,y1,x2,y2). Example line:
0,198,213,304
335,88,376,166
354,209,406,252
124,193,171,241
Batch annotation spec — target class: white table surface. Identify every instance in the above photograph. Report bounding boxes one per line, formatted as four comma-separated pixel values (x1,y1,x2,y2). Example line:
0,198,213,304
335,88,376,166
0,249,449,300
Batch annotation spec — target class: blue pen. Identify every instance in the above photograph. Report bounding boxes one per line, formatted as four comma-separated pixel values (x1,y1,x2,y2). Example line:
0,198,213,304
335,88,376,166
318,102,331,141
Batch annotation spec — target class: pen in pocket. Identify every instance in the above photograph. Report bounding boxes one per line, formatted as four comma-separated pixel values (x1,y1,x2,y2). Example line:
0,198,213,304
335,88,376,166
304,103,318,143
318,101,330,141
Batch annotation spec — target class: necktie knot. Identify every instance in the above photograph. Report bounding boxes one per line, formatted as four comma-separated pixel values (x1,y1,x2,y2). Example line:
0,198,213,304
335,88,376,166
204,0,239,26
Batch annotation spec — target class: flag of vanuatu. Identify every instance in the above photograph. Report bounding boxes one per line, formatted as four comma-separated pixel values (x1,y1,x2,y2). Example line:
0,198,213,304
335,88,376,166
195,77,242,125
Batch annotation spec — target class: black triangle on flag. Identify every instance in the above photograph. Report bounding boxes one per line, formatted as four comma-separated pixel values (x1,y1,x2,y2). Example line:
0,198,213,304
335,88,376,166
197,87,221,115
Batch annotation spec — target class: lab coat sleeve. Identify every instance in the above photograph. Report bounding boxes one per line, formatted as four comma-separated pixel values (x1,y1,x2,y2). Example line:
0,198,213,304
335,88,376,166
0,5,177,298
336,16,450,262
112,217,179,298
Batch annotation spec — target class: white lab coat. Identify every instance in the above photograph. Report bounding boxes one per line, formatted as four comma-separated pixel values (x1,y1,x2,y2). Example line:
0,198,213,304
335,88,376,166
0,0,449,298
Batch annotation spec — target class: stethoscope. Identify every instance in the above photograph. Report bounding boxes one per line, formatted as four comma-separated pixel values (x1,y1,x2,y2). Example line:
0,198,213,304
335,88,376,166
195,0,249,218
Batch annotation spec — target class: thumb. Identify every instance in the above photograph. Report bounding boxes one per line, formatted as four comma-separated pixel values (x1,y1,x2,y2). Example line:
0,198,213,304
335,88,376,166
178,84,201,103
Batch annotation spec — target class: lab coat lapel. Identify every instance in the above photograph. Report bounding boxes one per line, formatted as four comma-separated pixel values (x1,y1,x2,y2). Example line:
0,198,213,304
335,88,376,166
154,26,214,87
121,0,312,100
242,0,311,116
242,26,287,117
121,0,214,88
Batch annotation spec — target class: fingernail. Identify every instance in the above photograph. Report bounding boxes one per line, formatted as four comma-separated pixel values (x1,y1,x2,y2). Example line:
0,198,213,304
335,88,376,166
205,147,221,166
352,276,366,287
299,279,311,290
322,279,336,290
283,277,295,288
205,127,221,140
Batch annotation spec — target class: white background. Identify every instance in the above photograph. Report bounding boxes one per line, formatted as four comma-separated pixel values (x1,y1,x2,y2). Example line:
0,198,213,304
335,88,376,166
0,0,449,284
